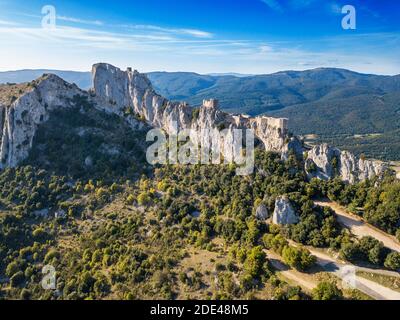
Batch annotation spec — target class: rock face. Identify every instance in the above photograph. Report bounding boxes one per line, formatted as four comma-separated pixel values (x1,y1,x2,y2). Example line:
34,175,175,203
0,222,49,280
305,143,387,183
91,63,295,157
272,196,299,225
0,74,84,169
255,204,269,221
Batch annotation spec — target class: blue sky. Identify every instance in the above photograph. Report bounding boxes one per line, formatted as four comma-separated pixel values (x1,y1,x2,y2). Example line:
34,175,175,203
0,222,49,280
0,0,399,74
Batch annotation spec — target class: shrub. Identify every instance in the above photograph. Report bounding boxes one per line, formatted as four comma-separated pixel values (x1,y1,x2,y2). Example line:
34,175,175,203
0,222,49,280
243,246,266,279
137,192,151,206
262,234,288,254
44,249,61,264
312,281,343,300
126,194,135,205
384,252,400,270
10,271,25,287
6,261,20,277
32,227,49,240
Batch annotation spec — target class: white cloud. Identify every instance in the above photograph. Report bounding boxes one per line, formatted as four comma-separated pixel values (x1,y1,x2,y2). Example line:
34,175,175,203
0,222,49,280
259,45,273,53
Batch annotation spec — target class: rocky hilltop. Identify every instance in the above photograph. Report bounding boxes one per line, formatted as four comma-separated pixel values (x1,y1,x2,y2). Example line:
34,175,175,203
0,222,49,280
0,62,390,183
0,74,85,169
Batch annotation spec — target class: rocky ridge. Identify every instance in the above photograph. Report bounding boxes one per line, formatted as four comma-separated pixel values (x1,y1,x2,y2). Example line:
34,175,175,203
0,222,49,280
0,63,391,183
305,143,387,183
91,63,298,159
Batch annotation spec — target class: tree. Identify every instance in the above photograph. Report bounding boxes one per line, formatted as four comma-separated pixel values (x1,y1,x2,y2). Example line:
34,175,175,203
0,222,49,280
244,220,260,245
5,261,20,277
312,281,343,300
126,194,135,205
243,246,266,279
137,192,151,206
282,246,316,271
384,252,400,270
359,236,385,265
339,242,360,262
262,234,288,254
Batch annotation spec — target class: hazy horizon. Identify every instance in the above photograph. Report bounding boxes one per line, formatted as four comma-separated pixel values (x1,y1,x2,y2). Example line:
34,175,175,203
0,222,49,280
1,65,399,78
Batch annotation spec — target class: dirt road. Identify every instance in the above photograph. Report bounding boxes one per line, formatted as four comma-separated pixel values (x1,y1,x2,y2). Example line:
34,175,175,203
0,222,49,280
315,200,400,253
267,245,400,299
266,250,318,291
266,202,400,300
305,246,400,300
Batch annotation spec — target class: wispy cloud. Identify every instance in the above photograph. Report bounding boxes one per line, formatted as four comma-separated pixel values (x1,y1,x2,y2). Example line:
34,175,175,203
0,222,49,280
260,0,283,12
0,25,179,50
329,2,342,15
288,0,319,9
123,24,213,38
261,0,344,14
57,15,104,26
0,19,17,26
0,9,399,75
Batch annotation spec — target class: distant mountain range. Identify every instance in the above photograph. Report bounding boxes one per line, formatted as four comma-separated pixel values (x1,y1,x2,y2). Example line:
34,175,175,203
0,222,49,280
0,69,93,90
1,67,400,160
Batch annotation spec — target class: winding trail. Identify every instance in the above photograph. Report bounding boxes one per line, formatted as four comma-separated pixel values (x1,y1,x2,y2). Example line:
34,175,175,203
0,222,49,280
265,199,400,299
315,200,400,253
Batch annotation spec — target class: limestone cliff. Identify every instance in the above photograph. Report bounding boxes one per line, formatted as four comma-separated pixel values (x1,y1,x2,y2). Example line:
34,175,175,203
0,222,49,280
305,143,387,183
0,74,84,168
91,63,297,157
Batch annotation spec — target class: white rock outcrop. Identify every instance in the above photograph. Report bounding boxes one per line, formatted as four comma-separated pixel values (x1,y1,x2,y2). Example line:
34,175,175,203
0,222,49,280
272,196,299,225
0,74,85,169
305,143,387,183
